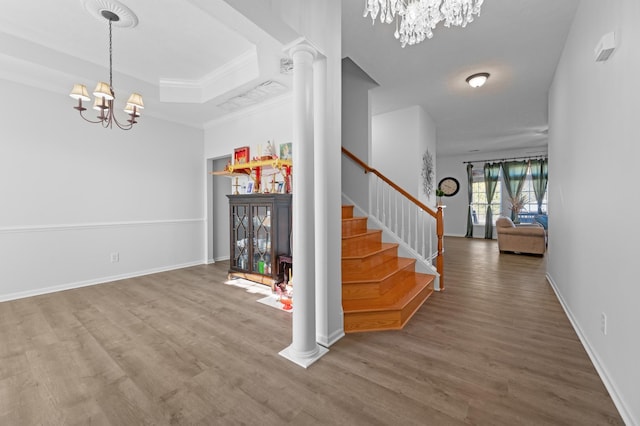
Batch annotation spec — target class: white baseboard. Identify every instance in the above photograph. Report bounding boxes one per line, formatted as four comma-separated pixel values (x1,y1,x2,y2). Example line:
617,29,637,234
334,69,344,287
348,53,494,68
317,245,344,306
0,261,204,303
546,273,635,426
444,233,466,238
317,328,345,348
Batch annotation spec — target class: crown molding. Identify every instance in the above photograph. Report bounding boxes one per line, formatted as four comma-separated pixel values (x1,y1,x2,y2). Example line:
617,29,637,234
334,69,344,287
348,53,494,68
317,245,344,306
159,47,258,103
204,91,291,129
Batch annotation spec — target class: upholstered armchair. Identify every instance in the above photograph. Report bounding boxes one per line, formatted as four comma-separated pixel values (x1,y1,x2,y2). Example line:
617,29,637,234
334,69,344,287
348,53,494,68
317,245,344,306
496,216,546,255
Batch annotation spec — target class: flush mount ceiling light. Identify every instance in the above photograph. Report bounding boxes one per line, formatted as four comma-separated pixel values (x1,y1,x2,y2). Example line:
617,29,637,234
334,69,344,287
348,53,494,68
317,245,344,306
364,0,484,48
466,72,490,88
70,1,143,130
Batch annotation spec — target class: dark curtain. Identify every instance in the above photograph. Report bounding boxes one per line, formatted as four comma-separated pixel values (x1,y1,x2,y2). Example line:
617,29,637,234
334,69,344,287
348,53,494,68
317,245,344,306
483,163,500,239
530,158,548,214
501,160,529,221
465,164,474,238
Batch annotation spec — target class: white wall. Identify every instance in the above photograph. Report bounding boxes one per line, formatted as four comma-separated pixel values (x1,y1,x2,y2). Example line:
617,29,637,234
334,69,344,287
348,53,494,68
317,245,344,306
204,96,293,171
372,105,437,205
342,58,378,211
0,79,205,301
548,0,640,423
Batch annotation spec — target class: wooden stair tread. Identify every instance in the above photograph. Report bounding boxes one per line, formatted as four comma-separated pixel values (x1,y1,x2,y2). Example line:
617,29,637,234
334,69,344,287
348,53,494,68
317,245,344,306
342,257,415,283
343,272,434,313
341,204,436,332
342,242,397,259
342,228,381,239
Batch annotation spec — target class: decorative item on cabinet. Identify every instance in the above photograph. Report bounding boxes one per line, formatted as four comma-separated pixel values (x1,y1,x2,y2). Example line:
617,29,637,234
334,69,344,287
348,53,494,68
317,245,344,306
279,142,292,160
234,146,250,165
222,157,292,194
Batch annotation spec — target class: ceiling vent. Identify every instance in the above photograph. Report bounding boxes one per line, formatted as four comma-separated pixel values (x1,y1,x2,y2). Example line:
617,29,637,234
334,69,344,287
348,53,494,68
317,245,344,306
217,80,287,111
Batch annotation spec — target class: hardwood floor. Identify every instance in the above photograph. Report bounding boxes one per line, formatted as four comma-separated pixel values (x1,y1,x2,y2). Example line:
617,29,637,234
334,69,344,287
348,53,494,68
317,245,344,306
0,237,623,425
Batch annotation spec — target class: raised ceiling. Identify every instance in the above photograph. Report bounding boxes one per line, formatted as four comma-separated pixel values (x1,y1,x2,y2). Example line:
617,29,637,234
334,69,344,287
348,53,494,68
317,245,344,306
342,0,580,156
0,0,580,156
0,0,291,128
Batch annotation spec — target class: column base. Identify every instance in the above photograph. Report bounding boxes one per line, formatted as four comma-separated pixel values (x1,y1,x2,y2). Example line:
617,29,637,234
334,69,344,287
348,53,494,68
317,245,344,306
279,344,329,369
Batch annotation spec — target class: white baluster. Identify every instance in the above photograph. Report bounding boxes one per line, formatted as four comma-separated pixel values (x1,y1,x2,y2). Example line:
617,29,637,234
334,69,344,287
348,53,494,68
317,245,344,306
384,185,388,227
401,198,405,242
413,208,420,251
368,173,372,218
430,217,434,258
421,211,427,258
376,177,381,222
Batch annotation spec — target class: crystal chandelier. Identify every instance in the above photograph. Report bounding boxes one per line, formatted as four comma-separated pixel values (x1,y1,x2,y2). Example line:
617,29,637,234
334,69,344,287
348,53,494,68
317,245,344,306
69,10,143,130
363,0,484,48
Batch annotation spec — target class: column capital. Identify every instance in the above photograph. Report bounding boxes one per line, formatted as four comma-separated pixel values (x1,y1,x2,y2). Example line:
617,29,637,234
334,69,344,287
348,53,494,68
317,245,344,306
284,38,319,60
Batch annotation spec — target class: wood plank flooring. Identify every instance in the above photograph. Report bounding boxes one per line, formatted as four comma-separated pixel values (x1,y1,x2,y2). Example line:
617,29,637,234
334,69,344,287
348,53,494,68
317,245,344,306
0,237,623,425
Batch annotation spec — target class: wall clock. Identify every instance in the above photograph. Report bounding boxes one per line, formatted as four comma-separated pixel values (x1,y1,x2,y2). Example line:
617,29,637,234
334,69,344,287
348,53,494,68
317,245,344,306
438,177,460,197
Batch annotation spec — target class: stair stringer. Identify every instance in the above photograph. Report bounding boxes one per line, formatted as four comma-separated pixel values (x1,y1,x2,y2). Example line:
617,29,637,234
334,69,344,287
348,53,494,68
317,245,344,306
342,193,441,291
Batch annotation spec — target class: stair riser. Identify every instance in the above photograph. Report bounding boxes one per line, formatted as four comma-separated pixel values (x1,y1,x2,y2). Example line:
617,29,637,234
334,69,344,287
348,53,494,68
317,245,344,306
342,217,368,236
342,246,398,273
342,205,354,219
342,232,382,252
401,284,434,325
344,311,402,333
343,264,416,300
343,282,390,300
344,284,434,333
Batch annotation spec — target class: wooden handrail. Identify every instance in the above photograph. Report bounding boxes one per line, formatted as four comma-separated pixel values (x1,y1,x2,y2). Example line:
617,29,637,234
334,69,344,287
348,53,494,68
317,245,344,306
341,147,438,219
342,146,445,290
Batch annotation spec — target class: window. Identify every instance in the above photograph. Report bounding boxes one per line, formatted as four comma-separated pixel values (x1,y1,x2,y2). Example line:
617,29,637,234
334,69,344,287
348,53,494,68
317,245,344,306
471,169,501,225
520,174,548,215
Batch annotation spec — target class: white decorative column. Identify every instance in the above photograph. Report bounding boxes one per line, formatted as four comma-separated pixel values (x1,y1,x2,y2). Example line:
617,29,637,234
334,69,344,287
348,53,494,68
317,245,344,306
313,56,330,346
279,42,328,368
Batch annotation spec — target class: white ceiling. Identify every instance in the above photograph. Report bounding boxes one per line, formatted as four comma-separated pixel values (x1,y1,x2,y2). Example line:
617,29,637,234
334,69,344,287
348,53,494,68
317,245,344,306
0,0,580,156
342,0,580,156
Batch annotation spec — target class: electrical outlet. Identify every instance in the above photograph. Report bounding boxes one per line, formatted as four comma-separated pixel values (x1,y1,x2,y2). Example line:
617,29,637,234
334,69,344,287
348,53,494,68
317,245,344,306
110,252,119,263
601,312,607,335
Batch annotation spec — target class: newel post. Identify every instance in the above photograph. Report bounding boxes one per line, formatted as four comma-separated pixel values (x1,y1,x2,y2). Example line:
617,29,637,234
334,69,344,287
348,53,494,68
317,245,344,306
436,205,445,290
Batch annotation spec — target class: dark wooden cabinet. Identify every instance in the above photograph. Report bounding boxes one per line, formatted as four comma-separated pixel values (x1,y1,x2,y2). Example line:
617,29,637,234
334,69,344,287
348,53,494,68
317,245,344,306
227,193,292,284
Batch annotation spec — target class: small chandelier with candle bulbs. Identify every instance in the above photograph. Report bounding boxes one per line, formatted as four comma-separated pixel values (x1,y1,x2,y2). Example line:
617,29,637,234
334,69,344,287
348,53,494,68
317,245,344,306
70,8,143,130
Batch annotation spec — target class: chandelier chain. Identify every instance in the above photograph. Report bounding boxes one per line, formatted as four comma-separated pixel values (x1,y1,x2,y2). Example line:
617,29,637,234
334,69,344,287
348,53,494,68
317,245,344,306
108,18,113,91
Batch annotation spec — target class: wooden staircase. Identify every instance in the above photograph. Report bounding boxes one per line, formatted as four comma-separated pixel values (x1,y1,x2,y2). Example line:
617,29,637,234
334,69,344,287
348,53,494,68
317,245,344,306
342,205,435,333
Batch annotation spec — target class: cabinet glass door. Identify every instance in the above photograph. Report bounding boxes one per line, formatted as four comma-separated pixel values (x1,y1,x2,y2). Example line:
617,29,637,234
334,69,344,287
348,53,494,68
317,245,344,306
252,204,272,275
232,204,249,270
